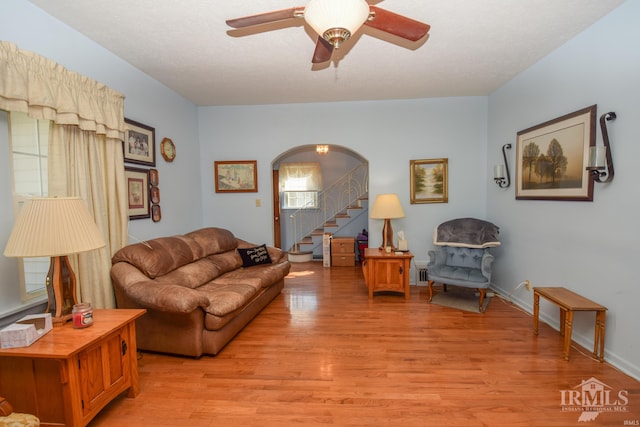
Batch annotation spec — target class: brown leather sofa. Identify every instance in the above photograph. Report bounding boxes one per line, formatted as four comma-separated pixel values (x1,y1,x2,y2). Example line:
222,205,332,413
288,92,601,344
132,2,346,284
111,227,290,357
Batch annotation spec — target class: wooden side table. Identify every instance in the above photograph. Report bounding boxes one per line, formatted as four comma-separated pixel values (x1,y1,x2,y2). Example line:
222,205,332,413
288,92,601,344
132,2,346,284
533,287,606,362
0,309,146,426
363,248,413,299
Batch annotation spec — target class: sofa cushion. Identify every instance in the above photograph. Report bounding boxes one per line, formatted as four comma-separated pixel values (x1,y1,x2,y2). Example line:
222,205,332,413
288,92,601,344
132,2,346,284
153,258,222,289
185,227,238,256
220,262,291,288
198,282,258,317
207,251,243,274
237,244,272,267
112,235,203,278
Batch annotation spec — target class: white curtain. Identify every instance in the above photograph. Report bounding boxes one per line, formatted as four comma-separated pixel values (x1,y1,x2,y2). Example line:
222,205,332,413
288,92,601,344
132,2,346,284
48,125,128,308
0,40,127,308
280,162,323,191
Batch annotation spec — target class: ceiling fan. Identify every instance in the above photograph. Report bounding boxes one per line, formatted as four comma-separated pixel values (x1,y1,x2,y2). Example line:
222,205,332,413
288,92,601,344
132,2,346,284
226,0,430,64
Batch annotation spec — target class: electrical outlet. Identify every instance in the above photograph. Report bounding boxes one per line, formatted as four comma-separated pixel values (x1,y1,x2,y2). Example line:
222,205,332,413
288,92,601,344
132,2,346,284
525,280,531,291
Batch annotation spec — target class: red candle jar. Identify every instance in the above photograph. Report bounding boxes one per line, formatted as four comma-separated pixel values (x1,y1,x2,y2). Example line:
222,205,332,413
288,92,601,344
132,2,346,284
72,303,93,328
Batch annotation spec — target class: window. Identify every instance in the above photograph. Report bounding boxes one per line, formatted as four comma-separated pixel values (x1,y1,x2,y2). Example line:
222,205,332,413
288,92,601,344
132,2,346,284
8,111,49,301
280,163,322,209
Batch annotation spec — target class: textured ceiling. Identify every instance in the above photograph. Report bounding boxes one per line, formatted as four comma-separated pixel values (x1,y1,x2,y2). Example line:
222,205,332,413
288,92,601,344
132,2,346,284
28,0,623,106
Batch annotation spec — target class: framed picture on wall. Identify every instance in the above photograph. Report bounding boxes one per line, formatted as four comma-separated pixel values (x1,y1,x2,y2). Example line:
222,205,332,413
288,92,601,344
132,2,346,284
410,158,448,204
123,118,156,166
515,105,596,201
214,160,258,193
125,166,150,219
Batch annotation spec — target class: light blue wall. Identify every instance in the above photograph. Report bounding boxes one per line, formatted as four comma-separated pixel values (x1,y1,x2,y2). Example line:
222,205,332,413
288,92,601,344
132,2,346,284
198,97,488,259
0,0,202,316
487,1,639,378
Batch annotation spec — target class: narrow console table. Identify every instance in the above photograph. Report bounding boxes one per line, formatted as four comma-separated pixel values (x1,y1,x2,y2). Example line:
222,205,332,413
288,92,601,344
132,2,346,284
533,287,606,362
0,309,146,426
363,248,413,299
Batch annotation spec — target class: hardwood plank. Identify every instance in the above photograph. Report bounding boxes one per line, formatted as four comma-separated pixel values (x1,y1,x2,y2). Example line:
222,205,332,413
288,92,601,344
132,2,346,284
90,262,640,426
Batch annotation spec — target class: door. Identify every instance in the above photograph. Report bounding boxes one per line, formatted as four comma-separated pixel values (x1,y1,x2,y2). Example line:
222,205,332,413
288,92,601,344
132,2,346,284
272,169,281,248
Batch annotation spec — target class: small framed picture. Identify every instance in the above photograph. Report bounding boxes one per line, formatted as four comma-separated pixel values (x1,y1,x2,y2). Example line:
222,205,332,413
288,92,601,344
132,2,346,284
152,204,162,222
149,168,159,186
150,185,160,204
410,158,448,204
123,118,156,166
125,166,150,219
214,160,258,193
516,105,596,201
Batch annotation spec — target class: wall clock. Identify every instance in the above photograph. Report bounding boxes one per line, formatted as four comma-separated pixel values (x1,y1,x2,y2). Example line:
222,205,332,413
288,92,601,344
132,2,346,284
160,137,176,162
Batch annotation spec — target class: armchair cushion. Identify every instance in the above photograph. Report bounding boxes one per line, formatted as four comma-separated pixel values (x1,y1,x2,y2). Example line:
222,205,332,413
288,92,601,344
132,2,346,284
427,246,494,287
433,218,500,248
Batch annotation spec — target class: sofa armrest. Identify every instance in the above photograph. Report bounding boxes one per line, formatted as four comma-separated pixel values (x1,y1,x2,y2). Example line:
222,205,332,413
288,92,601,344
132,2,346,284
112,262,210,314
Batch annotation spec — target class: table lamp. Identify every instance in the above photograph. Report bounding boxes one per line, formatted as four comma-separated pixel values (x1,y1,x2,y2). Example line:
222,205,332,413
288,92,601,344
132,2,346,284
4,197,106,326
370,193,405,251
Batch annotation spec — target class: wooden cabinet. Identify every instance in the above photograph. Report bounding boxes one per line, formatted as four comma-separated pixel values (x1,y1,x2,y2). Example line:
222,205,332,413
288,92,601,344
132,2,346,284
0,309,145,427
363,248,414,299
331,237,355,267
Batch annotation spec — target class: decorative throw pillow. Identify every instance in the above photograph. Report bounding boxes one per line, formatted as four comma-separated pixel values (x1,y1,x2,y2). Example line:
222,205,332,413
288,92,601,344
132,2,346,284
237,244,272,267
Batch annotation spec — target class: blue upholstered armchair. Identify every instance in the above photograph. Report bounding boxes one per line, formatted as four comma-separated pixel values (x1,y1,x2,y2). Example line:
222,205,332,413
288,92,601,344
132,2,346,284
427,218,500,312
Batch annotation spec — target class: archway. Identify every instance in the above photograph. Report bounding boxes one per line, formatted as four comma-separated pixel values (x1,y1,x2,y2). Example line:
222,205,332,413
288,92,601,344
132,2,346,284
272,144,368,258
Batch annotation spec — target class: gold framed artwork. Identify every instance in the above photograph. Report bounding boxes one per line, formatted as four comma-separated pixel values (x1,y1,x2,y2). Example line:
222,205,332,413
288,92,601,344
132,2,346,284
123,118,156,166
516,105,596,201
410,158,448,204
124,166,150,219
214,160,258,193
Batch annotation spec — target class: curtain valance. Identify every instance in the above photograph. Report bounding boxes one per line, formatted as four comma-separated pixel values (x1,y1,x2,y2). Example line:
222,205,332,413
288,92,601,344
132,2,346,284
280,162,323,191
0,41,125,139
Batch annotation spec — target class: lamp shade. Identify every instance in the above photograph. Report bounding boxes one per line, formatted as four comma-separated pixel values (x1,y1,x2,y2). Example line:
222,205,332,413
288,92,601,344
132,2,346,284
370,194,405,219
4,197,106,258
304,0,370,44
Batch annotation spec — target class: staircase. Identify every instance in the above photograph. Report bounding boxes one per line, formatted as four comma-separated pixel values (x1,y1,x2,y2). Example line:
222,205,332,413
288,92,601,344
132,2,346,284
287,162,368,259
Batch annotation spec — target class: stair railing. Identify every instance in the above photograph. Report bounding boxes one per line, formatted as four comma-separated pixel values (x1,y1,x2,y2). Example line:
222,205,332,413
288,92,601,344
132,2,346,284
287,162,368,251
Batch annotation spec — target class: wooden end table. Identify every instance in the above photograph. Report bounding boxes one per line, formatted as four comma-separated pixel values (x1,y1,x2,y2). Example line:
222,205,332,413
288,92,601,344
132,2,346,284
0,309,146,426
363,248,413,299
533,287,606,362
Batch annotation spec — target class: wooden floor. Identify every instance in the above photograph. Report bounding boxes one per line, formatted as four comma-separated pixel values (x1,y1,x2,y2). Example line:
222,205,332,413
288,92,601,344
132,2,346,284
91,262,639,427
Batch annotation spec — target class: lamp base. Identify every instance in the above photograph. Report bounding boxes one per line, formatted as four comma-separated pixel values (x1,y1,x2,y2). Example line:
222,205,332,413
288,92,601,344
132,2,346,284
378,218,396,251
46,256,78,327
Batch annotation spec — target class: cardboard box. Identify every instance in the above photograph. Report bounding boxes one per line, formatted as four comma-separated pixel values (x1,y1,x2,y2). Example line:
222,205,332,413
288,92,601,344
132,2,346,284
322,234,331,267
0,313,53,349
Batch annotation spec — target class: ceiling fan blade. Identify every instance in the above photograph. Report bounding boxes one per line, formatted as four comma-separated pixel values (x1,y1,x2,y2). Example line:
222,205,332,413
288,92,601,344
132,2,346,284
365,6,430,42
226,7,303,28
312,37,334,64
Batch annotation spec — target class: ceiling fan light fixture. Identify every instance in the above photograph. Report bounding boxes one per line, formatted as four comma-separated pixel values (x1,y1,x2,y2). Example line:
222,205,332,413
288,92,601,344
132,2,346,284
304,0,370,47
322,28,351,48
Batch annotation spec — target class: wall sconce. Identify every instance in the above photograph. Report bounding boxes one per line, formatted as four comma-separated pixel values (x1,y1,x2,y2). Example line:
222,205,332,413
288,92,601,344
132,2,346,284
586,112,616,183
493,143,512,188
316,144,329,155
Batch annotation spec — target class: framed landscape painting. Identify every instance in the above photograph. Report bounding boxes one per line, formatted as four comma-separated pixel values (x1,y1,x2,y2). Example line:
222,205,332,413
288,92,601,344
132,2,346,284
410,158,448,204
214,160,258,193
515,105,596,201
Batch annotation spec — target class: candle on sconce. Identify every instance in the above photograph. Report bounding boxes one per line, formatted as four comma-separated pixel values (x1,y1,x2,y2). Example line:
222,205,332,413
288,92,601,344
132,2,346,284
588,146,607,169
493,164,505,179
